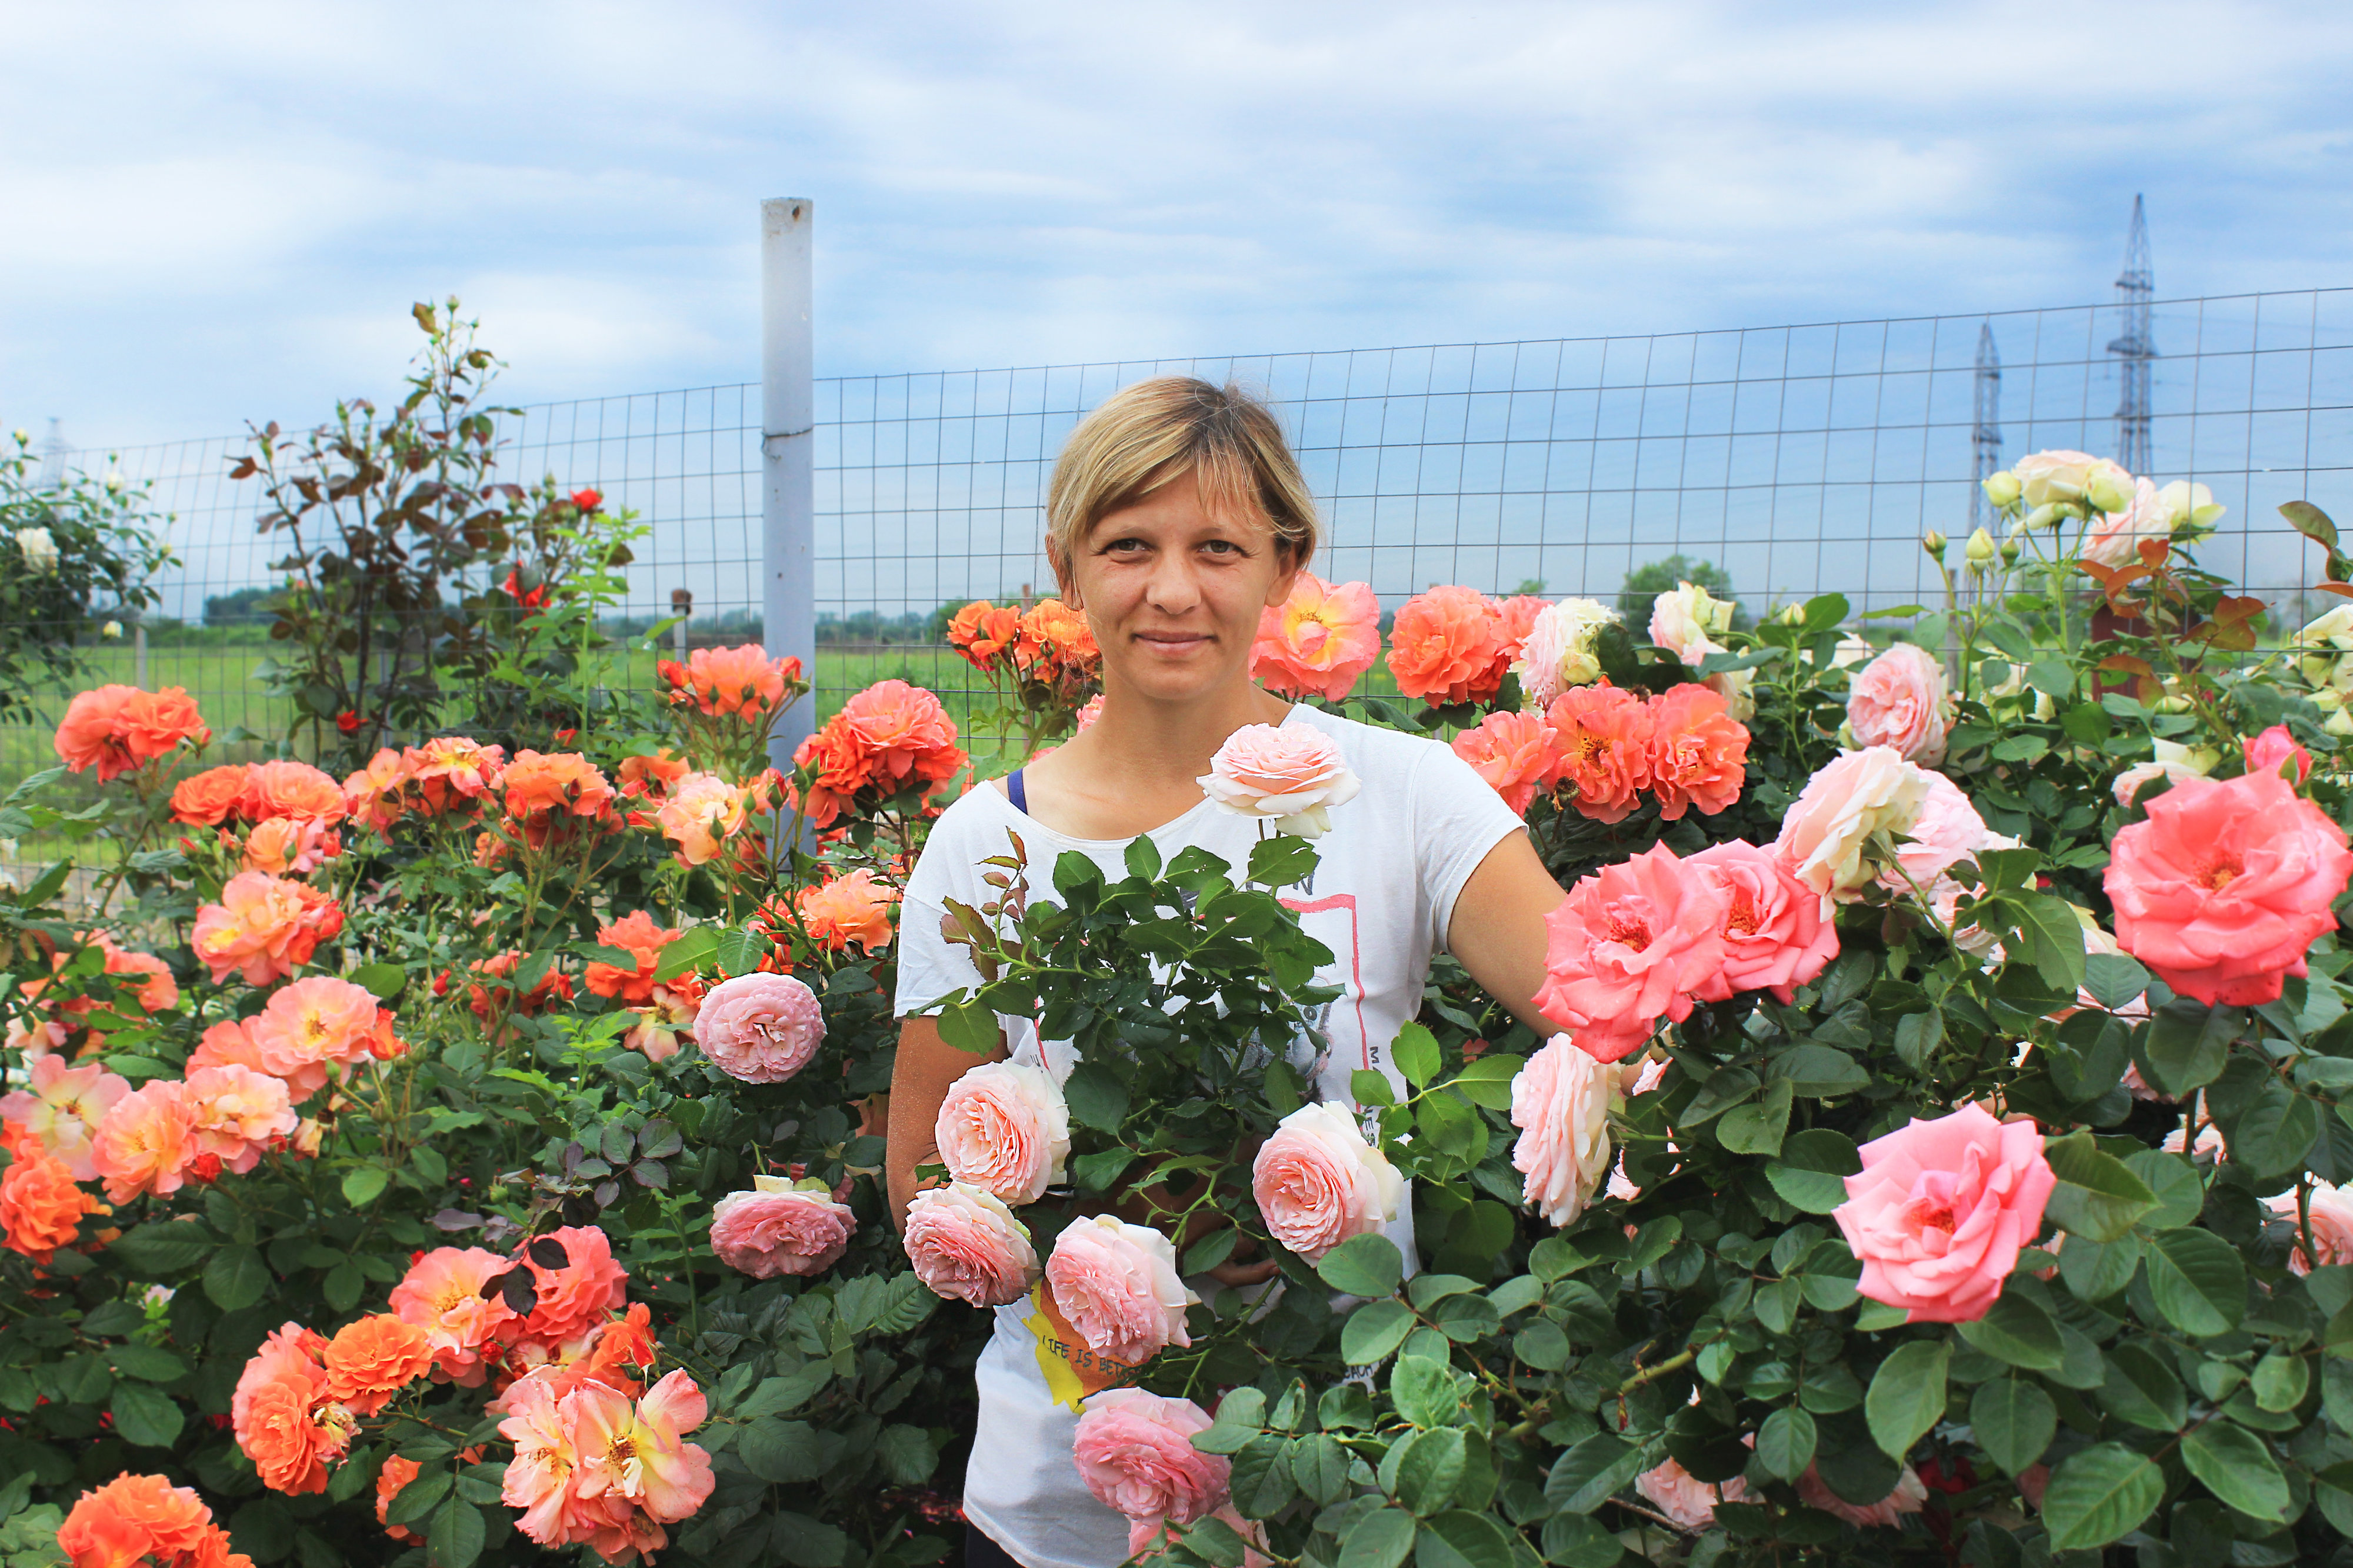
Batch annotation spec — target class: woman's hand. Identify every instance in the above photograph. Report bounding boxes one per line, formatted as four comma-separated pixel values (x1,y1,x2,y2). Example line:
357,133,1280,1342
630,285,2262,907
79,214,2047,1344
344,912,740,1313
1446,830,1569,1034
886,1014,1006,1229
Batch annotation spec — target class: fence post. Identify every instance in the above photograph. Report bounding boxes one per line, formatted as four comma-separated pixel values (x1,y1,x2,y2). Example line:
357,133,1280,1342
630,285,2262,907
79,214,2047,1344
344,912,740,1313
761,197,816,780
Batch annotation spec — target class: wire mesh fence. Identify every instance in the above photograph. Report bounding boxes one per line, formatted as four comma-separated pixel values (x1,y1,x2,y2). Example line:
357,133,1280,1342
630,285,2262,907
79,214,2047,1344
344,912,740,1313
13,283,2353,766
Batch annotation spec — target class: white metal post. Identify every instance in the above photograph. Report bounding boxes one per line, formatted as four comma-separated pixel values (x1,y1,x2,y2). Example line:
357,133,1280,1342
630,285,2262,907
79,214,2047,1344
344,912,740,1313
761,198,816,780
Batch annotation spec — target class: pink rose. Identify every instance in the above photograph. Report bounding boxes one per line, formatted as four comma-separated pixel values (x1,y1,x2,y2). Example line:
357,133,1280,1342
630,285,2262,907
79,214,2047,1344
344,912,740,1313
184,1065,299,1175
2104,771,2353,1005
1635,1457,1745,1533
1251,1103,1403,1263
1772,747,1934,909
1072,1389,1229,1526
1509,1039,1616,1226
903,1183,1039,1307
1075,695,1105,733
1797,1464,1927,1529
1831,1103,2057,1324
936,1061,1071,1205
1451,710,1561,816
709,1176,855,1278
1252,573,1381,702
1685,840,1838,1004
2265,1179,2353,1273
1878,772,2012,936
1534,843,1725,1064
1198,725,1361,839
2243,723,2313,785
1845,642,1950,765
1045,1216,1197,1366
696,972,825,1083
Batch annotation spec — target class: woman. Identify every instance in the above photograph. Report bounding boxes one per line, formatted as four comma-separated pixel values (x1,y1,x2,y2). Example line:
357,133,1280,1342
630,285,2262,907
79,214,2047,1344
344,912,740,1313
889,376,1566,1568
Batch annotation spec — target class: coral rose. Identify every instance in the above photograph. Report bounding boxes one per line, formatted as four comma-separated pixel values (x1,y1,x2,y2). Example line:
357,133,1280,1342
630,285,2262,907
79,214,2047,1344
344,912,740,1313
232,1323,334,1493
1014,598,1100,675
948,600,1022,671
672,643,795,716
400,736,504,813
185,1065,298,1174
242,815,342,876
794,869,898,953
709,1176,856,1278
570,1369,717,1529
502,750,616,841
1636,1457,1745,1533
618,748,691,805
937,1060,1071,1205
1075,693,1106,733
171,763,251,827
53,685,141,780
341,747,408,832
91,1079,198,1203
1545,682,1654,824
1385,585,1509,706
584,910,678,1005
655,772,748,867
1198,723,1361,839
903,1183,1041,1306
1845,641,1951,765
1685,840,1839,1004
1832,1103,2057,1324
2244,723,2314,785
841,679,969,790
1252,573,1381,701
192,871,342,986
696,972,825,1083
1073,1389,1230,1527
1251,1102,1404,1262
0,1053,129,1181
116,688,209,760
59,1474,234,1568
237,759,346,825
2104,770,2353,1005
1045,1216,1197,1366
1,1140,104,1263
1452,710,1561,816
376,1453,423,1541
1799,1464,1928,1529
1509,1039,1617,1226
389,1246,516,1384
247,975,382,1098
1513,597,1619,708
1772,747,1934,910
324,1314,435,1415
512,1225,630,1352
1534,843,1724,1064
1646,683,1748,820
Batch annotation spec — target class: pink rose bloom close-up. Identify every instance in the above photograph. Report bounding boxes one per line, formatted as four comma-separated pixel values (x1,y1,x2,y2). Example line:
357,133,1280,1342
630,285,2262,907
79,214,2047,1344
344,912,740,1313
1635,1457,1745,1533
1252,573,1381,701
1045,1216,1198,1367
1772,746,1934,909
1832,1103,2057,1324
1072,1388,1230,1526
2104,770,2353,1005
903,1183,1041,1307
1645,683,1748,821
1534,843,1725,1063
1451,709,1561,816
936,1060,1071,1205
710,1176,856,1278
1798,1464,1928,1529
0,1053,129,1182
696,972,825,1083
247,975,383,1099
388,1246,516,1385
1684,840,1839,1005
1509,1039,1617,1226
2265,1179,2353,1274
1251,1102,1404,1263
1198,724,1361,839
184,1065,299,1175
1846,642,1951,765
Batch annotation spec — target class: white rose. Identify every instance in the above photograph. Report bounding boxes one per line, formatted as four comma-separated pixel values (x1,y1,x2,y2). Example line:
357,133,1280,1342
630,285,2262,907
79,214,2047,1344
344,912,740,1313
14,526,58,575
2149,737,2220,775
1512,597,1619,706
1648,581,1734,668
1981,471,2022,510
2012,449,2132,510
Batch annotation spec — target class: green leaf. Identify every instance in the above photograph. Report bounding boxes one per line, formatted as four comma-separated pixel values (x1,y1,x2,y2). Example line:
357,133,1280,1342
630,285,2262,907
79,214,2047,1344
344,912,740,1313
2040,1443,2164,1551
740,1419,830,1483
2146,1228,2247,1337
1352,1069,1397,1107
1544,1434,1645,1514
715,928,772,977
652,928,716,981
1772,1044,1870,1099
342,1167,390,1207
2251,1352,2309,1413
2082,953,2151,1010
1341,1300,1417,1365
1180,1515,1250,1568
1753,1407,1815,1482
1288,1433,1352,1506
1864,1339,1948,1462
108,1345,187,1383
937,1000,999,1055
2141,999,2239,1096
1764,1129,1862,1215
1717,1079,1792,1156
2181,1420,2291,1523
352,962,408,1000
385,1470,452,1525
1892,1010,1945,1071
2097,1343,2187,1432
1339,1508,1417,1568
1391,1426,1467,1515
2229,1081,2321,1177
1317,1234,1405,1299
2015,892,2088,993
1061,1062,1129,1133
2120,1150,2203,1231
109,1382,184,1449
1416,1511,1515,1568
1394,1023,1441,1089
203,1246,271,1311
1969,1379,2055,1474
110,1220,214,1275
427,1499,486,1568
2059,1230,2143,1301
2041,1132,2158,1243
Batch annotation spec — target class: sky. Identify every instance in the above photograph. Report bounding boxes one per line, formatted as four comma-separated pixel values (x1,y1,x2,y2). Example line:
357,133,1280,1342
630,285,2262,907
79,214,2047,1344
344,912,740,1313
6,0,2353,451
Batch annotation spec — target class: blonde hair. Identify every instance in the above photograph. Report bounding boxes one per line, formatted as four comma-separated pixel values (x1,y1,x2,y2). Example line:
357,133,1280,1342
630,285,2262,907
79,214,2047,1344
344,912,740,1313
1045,376,1318,571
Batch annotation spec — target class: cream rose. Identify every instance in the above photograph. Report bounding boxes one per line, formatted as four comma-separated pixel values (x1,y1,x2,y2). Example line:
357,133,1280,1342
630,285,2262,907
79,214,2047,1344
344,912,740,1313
1771,747,1935,909
1844,642,1950,765
2013,449,2132,510
1198,724,1361,839
936,1060,1071,1205
2297,604,2353,693
1511,597,1619,706
1509,1038,1617,1226
1250,1102,1403,1263
1648,582,1734,666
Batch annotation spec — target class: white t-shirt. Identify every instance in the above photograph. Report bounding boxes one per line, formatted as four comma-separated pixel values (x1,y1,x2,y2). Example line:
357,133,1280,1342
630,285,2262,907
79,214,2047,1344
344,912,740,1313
895,705,1523,1568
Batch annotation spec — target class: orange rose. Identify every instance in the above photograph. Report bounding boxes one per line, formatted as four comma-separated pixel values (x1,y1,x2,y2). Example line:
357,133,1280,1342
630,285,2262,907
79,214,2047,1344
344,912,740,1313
1014,598,1099,675
790,719,878,830
1547,682,1655,824
171,764,252,827
672,643,798,717
240,1377,334,1494
509,1224,630,1352
584,911,679,1004
242,816,342,876
401,737,505,813
192,871,344,986
341,748,408,832
466,952,574,1020
619,748,691,803
52,685,141,780
59,1473,225,1567
115,687,209,761
0,1140,105,1262
324,1314,435,1415
237,759,346,824
1386,586,1510,706
795,870,898,953
841,680,967,790
947,600,1021,672
1646,683,1749,822
655,772,749,867
376,1453,423,1541
502,750,616,844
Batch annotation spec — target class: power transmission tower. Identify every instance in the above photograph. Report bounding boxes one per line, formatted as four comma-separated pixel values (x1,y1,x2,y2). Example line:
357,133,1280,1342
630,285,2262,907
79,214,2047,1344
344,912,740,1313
2106,194,2155,475
1971,323,2002,534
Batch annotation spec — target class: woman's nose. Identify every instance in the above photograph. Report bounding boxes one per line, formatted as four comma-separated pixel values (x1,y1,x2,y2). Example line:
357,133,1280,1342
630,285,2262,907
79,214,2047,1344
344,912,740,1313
1144,555,1200,615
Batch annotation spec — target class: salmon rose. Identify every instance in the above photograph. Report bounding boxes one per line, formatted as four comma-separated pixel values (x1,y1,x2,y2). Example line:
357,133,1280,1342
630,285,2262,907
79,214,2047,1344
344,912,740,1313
237,759,347,824
52,685,142,780
1545,683,1654,825
1385,585,1508,706
1452,710,1561,816
0,1140,104,1262
1252,573,1380,701
171,763,252,826
794,869,898,953
1832,1103,2056,1324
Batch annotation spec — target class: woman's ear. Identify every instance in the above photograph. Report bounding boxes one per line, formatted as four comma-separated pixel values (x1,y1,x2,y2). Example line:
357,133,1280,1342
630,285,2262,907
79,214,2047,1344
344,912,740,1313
1047,541,1081,610
1264,545,1306,610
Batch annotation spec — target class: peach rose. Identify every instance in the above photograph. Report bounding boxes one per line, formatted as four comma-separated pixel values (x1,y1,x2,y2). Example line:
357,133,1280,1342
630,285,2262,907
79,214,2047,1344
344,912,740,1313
1199,723,1361,839
842,680,969,790
1513,597,1620,707
511,1225,630,1352
696,972,824,1083
377,1453,423,1541
53,685,142,780
232,1323,333,1489
1846,642,1950,765
342,747,409,832
1832,1103,2056,1324
1494,593,1551,657
1252,573,1381,701
58,1474,231,1568
91,1079,199,1204
1451,710,1561,816
672,643,795,716
389,1246,516,1384
0,1140,104,1263
1251,1102,1403,1263
1685,840,1839,1004
568,1369,716,1529
171,763,252,826
794,869,898,953
187,1017,268,1075
618,748,691,805
709,1176,856,1278
247,975,382,1099
1013,598,1100,675
192,871,342,986
1647,683,1748,820
937,1060,1071,1205
0,1053,130,1181
1509,1038,1617,1227
495,1372,595,1548
242,816,342,876
1798,1464,1927,1529
1535,843,1724,1064
400,736,504,813
2265,1178,2353,1273
324,1315,436,1416
903,1183,1041,1307
1045,1216,1197,1366
185,1065,298,1175
655,772,748,867
1073,1389,1231,1526
584,910,678,1004
237,759,347,825
1772,747,1935,909
1545,683,1654,824
116,688,209,761
502,749,615,840
1385,585,1509,706
2105,770,2353,1005
1636,1457,1745,1532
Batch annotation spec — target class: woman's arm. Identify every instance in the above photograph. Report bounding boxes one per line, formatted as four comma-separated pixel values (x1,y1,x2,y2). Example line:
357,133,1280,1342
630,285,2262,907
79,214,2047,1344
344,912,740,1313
886,1015,1007,1230
1445,830,1569,1035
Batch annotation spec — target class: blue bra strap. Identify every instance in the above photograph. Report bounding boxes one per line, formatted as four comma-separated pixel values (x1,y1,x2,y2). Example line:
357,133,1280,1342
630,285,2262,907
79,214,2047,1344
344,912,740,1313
1007,768,1028,815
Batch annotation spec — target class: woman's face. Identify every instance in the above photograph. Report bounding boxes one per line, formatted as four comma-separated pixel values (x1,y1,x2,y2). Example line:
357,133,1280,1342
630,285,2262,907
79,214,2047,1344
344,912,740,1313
1059,468,1299,706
